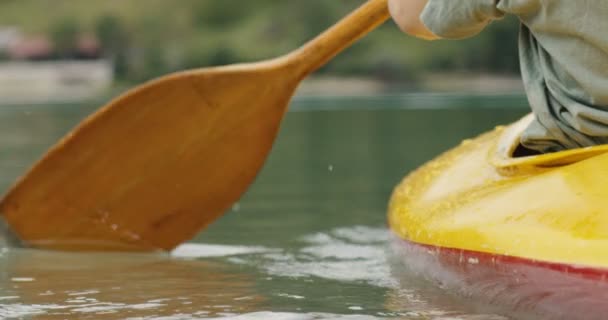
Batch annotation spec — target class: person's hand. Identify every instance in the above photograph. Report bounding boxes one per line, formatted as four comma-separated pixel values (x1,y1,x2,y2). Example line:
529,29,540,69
388,0,439,40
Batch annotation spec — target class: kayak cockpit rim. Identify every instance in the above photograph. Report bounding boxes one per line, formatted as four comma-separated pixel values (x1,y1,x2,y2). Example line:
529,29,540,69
489,113,608,174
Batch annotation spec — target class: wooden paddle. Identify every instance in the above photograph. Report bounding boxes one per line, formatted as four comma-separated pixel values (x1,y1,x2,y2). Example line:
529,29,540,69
0,0,390,251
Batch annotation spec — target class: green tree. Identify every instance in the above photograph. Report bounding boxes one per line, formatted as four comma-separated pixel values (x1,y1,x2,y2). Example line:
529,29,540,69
193,0,254,29
95,14,130,79
95,14,128,54
51,17,79,59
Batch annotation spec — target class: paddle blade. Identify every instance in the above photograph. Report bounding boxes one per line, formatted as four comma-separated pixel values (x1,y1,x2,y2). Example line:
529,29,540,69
0,62,297,251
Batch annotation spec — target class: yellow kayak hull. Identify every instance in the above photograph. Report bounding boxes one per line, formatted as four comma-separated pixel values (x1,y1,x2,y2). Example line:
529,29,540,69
388,114,608,318
389,113,608,269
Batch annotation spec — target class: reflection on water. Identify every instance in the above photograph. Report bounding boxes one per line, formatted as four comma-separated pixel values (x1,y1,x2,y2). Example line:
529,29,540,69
0,95,528,319
0,227,508,320
0,249,262,319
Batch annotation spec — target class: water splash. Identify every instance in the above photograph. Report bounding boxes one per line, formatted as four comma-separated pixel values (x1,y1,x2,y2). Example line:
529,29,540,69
0,226,509,319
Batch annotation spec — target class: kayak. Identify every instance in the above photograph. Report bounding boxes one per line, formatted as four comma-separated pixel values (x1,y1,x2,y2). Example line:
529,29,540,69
388,114,608,319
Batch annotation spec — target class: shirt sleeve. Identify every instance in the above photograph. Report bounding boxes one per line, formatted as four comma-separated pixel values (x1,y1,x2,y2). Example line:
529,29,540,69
420,0,505,39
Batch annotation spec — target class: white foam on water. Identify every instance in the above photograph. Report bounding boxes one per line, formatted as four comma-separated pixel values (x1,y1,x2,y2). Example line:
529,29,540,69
258,226,398,289
71,302,165,313
301,243,383,260
276,293,305,300
330,226,390,244
168,234,395,287
0,299,167,318
11,277,35,282
67,289,100,296
170,243,277,258
206,312,381,320
125,311,385,320
0,303,69,318
124,312,505,320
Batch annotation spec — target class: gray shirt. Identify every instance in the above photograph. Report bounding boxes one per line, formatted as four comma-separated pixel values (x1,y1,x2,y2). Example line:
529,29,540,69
421,0,608,153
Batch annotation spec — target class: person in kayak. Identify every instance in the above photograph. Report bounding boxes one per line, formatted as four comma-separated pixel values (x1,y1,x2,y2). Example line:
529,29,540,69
388,0,608,154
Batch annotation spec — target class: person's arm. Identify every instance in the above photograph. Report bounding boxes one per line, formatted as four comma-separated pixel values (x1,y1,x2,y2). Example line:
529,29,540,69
388,0,439,40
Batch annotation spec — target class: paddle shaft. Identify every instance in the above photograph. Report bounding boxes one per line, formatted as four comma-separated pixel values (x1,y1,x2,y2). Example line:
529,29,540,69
285,0,390,78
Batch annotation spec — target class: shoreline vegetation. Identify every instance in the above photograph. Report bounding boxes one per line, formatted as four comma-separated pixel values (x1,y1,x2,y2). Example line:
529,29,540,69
0,1,521,84
298,73,524,97
0,74,526,108
0,72,524,105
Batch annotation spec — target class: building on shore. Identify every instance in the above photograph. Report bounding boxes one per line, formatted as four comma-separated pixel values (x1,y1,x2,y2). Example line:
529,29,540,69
0,60,113,104
0,27,20,53
0,26,113,104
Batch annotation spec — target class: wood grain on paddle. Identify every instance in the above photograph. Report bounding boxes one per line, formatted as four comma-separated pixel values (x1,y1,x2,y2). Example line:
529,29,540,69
0,0,389,251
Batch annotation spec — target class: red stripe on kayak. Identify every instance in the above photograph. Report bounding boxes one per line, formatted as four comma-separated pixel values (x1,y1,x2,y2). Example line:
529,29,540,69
391,235,608,320
399,238,608,280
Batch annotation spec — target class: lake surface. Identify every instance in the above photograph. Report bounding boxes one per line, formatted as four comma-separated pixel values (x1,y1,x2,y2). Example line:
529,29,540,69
0,94,529,319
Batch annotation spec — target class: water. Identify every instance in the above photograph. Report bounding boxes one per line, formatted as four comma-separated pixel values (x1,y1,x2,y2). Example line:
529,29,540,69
0,94,528,319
